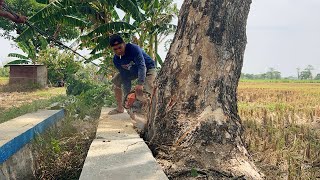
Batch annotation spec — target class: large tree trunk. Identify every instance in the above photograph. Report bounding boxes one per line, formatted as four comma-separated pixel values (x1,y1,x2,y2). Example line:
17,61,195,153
145,0,263,179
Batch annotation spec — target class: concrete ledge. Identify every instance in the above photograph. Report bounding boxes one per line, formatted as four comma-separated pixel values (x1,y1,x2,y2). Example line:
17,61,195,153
0,109,64,164
80,107,168,180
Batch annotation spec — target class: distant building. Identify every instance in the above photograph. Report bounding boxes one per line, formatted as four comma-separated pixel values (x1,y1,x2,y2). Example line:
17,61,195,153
7,64,47,87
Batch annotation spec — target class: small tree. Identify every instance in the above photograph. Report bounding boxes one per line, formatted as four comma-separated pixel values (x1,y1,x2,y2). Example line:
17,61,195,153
265,67,281,79
0,67,9,77
314,74,320,80
37,48,81,85
300,65,314,80
297,68,300,79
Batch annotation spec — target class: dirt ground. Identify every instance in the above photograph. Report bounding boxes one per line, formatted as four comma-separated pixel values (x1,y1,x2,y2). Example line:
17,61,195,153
0,87,66,111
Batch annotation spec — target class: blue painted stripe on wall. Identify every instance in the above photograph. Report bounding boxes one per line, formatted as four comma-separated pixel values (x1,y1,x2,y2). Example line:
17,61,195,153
0,110,65,164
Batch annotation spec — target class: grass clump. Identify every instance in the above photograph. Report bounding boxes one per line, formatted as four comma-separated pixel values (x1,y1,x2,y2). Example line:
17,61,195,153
33,116,97,180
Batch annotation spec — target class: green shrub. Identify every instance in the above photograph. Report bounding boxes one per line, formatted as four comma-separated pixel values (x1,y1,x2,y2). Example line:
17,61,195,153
38,48,81,86
0,67,9,77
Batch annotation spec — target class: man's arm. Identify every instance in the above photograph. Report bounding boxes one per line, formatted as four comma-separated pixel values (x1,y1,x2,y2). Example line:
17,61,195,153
133,48,147,86
113,56,132,94
0,9,26,23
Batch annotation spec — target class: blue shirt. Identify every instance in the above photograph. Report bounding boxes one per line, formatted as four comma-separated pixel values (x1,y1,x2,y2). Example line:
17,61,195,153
113,43,155,88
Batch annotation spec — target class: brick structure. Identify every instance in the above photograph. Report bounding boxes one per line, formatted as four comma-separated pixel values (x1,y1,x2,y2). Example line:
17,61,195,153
8,64,47,87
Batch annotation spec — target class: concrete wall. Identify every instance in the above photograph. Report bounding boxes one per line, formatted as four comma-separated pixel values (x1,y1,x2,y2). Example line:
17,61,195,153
0,144,36,180
9,66,36,84
9,65,47,87
36,66,47,87
0,110,64,180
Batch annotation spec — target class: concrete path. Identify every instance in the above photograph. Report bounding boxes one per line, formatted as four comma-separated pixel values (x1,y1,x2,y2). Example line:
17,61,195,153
79,107,168,180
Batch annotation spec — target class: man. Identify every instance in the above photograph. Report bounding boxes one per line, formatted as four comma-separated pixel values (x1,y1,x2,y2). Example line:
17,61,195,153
0,0,27,23
108,34,156,115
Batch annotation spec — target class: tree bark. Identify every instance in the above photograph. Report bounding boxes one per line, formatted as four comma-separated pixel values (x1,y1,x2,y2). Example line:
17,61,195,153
145,0,263,179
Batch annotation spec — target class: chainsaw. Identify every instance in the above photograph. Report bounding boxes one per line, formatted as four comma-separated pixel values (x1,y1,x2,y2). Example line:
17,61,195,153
123,89,151,134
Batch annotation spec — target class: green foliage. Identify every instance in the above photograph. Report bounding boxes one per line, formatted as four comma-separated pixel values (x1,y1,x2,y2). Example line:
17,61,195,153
16,0,82,41
38,48,81,85
89,50,117,76
134,0,179,65
33,115,95,179
50,138,61,154
314,74,320,80
13,0,179,65
65,65,115,119
240,79,320,83
4,60,31,66
17,0,142,52
0,67,9,77
299,65,314,80
190,168,198,177
66,71,115,115
242,65,320,81
7,53,29,59
66,74,96,96
3,0,179,76
66,85,113,119
0,0,45,39
10,40,39,63
241,67,281,80
85,23,137,54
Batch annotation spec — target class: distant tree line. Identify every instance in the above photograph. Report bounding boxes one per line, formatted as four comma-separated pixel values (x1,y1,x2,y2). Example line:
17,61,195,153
241,65,320,80
241,67,282,80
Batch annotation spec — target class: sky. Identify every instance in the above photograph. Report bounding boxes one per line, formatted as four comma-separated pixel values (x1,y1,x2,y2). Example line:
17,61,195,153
244,0,320,77
1,0,320,77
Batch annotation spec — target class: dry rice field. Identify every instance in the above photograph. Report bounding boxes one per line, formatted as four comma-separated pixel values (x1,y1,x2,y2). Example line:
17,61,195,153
238,82,320,179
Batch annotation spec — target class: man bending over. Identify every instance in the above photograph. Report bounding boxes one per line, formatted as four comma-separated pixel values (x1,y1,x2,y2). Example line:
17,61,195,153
108,34,156,115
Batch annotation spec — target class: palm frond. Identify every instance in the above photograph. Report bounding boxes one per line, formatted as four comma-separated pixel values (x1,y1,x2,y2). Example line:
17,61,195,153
35,0,49,4
16,27,36,42
156,53,163,66
158,23,177,35
86,52,106,62
69,37,82,50
62,15,88,27
7,53,29,59
117,0,144,22
4,60,31,67
90,36,110,54
38,36,49,49
85,22,136,38
29,1,62,22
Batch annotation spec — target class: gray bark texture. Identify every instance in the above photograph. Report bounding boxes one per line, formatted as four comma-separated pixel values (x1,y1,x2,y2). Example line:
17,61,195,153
144,0,264,179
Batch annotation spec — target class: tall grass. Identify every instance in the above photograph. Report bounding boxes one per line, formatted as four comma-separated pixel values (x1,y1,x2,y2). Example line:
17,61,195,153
33,116,98,179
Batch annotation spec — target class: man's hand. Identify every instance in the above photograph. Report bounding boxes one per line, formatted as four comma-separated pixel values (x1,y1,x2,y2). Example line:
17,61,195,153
135,84,145,102
135,84,143,92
